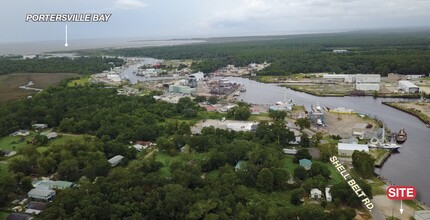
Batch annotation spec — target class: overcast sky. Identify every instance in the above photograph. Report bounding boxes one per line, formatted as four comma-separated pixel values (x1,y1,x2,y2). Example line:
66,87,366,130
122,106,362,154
1,0,430,43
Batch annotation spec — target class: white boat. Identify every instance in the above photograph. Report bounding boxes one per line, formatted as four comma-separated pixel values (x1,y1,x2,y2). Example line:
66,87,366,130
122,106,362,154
317,119,323,126
368,125,401,150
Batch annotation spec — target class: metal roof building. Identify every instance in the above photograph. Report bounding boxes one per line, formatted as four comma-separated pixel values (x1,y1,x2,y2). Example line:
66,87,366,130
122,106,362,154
108,155,124,167
28,189,56,201
337,143,369,157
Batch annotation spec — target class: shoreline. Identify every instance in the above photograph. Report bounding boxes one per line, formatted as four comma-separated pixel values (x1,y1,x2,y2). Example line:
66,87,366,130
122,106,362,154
382,102,430,125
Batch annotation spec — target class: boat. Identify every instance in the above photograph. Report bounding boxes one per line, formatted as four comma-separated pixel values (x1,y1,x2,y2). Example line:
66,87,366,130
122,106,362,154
368,125,401,150
317,119,323,126
396,128,407,144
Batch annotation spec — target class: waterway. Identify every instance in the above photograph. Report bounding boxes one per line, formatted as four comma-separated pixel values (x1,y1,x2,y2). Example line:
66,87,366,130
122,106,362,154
230,77,430,205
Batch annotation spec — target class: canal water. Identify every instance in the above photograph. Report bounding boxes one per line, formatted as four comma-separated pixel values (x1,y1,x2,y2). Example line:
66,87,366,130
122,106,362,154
230,77,430,204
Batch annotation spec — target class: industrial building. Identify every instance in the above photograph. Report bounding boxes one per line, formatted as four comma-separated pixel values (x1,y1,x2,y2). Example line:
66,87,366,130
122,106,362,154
398,80,420,93
355,74,381,91
337,143,369,157
169,85,196,94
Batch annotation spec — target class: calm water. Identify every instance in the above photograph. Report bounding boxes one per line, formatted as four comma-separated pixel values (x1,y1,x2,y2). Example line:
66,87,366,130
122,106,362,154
0,39,205,55
231,77,430,204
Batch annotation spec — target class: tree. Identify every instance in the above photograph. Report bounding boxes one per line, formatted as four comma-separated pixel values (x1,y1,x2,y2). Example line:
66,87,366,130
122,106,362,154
295,118,310,130
193,96,207,103
58,159,80,181
352,150,375,178
291,187,306,205
300,133,311,148
207,96,218,104
19,176,34,193
268,110,287,121
319,143,337,162
294,166,308,180
294,149,312,163
309,162,330,178
271,168,290,191
311,132,323,147
227,106,251,121
256,168,274,193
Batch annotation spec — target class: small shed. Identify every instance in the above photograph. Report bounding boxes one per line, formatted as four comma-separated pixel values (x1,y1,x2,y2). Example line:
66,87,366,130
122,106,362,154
25,201,46,215
45,132,58,140
108,155,124,167
6,213,31,220
299,159,312,170
310,188,322,199
235,161,246,171
325,187,332,202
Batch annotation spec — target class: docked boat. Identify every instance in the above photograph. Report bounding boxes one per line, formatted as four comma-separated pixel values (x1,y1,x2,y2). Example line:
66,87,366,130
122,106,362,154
368,125,401,150
396,128,407,144
317,119,323,126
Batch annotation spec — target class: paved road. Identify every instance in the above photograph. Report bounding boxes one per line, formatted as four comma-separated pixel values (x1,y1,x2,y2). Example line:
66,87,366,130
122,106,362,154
369,204,386,220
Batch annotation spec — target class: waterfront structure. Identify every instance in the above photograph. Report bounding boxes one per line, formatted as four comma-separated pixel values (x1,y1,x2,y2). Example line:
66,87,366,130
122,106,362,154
337,143,369,157
108,155,124,167
398,80,420,93
28,189,56,201
299,159,312,170
352,123,368,139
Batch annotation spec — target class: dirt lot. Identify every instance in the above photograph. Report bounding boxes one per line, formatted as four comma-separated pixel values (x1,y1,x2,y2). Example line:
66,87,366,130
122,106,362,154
0,73,79,104
394,102,430,118
322,112,378,138
373,195,414,219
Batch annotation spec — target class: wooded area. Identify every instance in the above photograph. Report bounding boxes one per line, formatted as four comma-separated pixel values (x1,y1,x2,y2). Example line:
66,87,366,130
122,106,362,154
102,31,430,75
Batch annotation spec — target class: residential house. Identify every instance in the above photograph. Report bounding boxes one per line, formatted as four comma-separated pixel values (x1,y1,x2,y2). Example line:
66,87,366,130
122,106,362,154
45,132,58,140
337,143,369,157
235,161,246,171
25,201,46,215
132,141,154,151
6,213,31,220
310,188,322,199
108,155,124,167
299,159,312,171
10,130,30,137
283,148,298,155
28,189,56,201
34,180,74,190
32,124,48,130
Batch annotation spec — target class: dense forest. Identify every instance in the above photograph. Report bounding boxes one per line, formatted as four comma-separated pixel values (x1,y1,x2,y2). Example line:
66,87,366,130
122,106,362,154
100,30,430,75
0,57,124,75
0,85,371,219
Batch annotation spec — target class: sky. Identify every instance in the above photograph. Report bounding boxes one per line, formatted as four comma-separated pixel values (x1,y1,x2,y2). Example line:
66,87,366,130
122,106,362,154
1,0,430,43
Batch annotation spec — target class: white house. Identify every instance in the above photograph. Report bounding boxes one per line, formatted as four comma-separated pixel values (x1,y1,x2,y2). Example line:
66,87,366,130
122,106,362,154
337,143,369,157
108,155,124,167
11,130,30,137
32,124,48,130
45,132,58,140
310,188,322,199
399,80,420,93
325,187,332,202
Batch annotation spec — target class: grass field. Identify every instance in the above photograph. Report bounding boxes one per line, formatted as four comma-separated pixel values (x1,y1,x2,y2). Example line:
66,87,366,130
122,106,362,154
155,151,206,177
0,211,10,220
67,76,91,87
283,156,343,184
0,135,32,151
0,73,79,105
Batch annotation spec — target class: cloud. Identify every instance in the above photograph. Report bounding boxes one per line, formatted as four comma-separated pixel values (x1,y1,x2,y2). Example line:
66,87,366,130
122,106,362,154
113,0,147,10
200,0,430,28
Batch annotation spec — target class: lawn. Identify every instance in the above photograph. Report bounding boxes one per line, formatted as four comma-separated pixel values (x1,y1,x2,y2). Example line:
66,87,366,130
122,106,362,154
67,76,91,87
283,156,299,175
0,163,10,178
0,212,10,220
155,151,207,177
0,135,32,151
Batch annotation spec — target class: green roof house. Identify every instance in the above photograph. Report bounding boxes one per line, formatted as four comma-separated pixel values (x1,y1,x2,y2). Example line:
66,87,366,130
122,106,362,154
299,159,312,170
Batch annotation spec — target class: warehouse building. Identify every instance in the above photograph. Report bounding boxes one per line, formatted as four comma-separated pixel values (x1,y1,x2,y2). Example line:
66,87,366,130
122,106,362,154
355,74,381,91
337,143,369,157
398,80,420,93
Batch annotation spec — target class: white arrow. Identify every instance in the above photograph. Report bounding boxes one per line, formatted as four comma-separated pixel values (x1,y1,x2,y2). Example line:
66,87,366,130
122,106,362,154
400,200,404,214
65,25,68,47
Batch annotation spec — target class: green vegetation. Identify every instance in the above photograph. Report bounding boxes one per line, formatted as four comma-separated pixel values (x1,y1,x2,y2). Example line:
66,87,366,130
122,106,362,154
384,102,430,124
0,57,124,75
0,163,10,177
352,150,376,178
99,31,430,76
67,76,91,87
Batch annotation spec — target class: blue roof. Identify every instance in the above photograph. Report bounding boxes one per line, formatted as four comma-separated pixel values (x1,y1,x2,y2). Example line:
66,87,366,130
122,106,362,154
299,159,312,167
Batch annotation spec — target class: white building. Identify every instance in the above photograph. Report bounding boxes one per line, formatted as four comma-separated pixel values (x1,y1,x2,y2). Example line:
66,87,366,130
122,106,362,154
406,75,425,80
399,80,420,93
325,187,332,202
28,189,56,201
226,122,257,132
337,143,369,157
355,74,381,91
190,72,205,81
310,188,322,199
333,50,348,54
108,155,124,167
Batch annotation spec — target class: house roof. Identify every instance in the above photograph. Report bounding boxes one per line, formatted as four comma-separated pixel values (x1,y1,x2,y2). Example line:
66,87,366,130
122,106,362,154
108,155,124,165
235,161,246,170
26,201,46,211
28,189,55,197
338,143,369,152
311,188,322,194
6,213,30,220
299,159,312,167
